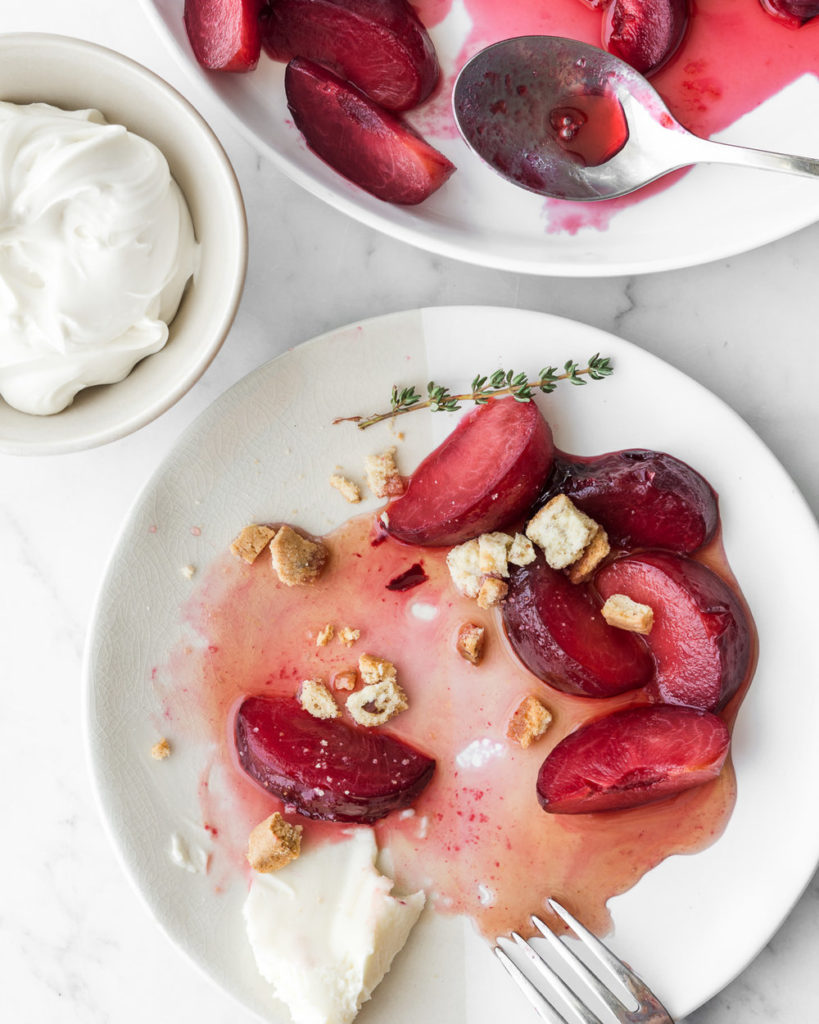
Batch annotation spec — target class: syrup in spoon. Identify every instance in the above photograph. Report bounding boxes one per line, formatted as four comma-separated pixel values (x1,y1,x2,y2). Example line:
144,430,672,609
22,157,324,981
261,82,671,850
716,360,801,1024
452,35,819,201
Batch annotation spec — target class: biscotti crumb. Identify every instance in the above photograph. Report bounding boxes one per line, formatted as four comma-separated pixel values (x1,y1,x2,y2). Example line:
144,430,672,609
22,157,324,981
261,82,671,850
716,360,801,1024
478,532,513,577
526,494,599,570
230,524,277,564
329,473,362,504
364,448,405,498
332,669,358,691
316,623,335,647
446,539,482,598
358,653,397,686
270,525,327,585
298,679,340,719
246,812,303,873
151,738,171,760
566,527,611,583
347,678,408,727
601,593,654,634
456,623,486,665
507,696,553,749
338,626,361,648
508,533,536,567
477,576,508,610
181,564,196,580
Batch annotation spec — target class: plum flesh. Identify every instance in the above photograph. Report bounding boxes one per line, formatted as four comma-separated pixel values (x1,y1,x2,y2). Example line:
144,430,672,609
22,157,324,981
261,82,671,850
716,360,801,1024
235,695,435,822
596,552,752,711
502,554,654,698
262,0,439,111
285,58,455,205
537,704,730,813
384,397,554,546
602,0,690,77
184,0,262,71
542,449,719,554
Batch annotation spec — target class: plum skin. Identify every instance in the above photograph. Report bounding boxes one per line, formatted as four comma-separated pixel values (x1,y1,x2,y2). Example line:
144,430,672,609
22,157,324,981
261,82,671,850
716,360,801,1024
235,695,436,823
537,704,730,814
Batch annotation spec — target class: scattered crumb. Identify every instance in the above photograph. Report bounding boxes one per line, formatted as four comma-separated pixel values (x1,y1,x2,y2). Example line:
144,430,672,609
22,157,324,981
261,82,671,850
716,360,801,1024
246,812,303,873
456,623,486,665
338,626,361,648
329,473,362,504
298,679,340,719
601,593,654,634
316,623,335,647
566,528,611,583
358,653,397,686
508,533,536,567
507,696,553,749
231,524,277,564
270,525,327,585
446,538,482,598
478,532,513,577
526,494,599,570
181,564,196,580
151,738,171,760
477,577,508,610
364,447,405,498
347,678,408,727
332,669,358,691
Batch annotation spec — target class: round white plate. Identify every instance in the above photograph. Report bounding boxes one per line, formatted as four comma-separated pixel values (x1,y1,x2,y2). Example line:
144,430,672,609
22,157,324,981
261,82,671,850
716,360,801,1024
85,307,819,1022
140,1,819,276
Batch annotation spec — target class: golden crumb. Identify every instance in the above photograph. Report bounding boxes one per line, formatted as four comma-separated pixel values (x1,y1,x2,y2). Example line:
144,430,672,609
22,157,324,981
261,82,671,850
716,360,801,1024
329,474,362,504
316,623,335,647
246,812,303,873
332,669,358,691
566,528,611,583
151,738,171,760
299,679,340,719
476,576,508,610
456,622,486,665
526,494,599,570
347,678,408,728
358,653,397,686
181,564,196,580
507,696,553,749
338,626,361,648
270,525,327,585
601,593,654,634
364,448,405,498
230,524,277,564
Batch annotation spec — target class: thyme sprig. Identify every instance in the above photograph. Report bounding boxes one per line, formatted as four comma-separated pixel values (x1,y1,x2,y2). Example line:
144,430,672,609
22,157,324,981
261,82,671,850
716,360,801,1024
335,354,613,430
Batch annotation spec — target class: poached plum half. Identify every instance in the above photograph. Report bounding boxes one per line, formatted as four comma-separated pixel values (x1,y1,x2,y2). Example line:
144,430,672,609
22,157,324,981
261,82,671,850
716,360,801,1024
542,449,718,554
235,695,436,823
596,552,752,711
384,397,554,546
262,0,440,111
537,705,730,813
184,0,262,71
502,554,654,698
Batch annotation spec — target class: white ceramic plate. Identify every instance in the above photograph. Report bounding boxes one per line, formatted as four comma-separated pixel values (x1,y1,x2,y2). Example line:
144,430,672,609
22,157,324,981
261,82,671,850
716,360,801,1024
140,1,819,276
85,307,819,1022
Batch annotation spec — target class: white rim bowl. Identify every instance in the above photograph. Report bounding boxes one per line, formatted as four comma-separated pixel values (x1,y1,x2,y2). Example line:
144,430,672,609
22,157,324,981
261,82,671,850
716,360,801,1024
0,33,248,455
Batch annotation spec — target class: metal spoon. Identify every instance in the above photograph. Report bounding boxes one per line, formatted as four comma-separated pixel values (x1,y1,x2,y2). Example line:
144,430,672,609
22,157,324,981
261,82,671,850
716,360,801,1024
452,34,819,201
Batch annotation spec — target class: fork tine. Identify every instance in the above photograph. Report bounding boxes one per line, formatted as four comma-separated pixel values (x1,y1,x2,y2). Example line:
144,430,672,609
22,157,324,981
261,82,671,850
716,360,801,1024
494,944,572,1024
546,899,673,1023
510,932,604,1024
530,915,629,1021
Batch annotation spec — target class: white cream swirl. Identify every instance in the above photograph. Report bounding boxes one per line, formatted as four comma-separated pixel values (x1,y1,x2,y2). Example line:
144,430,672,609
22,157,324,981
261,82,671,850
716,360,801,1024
0,101,199,415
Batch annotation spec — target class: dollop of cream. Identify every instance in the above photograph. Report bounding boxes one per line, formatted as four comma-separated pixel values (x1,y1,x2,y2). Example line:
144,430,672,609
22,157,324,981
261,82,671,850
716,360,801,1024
0,101,199,415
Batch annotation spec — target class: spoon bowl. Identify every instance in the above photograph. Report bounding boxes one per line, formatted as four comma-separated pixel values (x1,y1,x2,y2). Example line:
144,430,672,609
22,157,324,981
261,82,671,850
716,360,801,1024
453,35,819,201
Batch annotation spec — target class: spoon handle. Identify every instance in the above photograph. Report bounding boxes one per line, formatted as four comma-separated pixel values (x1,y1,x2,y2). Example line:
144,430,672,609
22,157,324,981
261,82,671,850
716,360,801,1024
701,138,819,179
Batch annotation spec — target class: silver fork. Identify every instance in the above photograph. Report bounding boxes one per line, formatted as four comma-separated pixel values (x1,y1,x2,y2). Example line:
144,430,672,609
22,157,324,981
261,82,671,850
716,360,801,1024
495,898,673,1024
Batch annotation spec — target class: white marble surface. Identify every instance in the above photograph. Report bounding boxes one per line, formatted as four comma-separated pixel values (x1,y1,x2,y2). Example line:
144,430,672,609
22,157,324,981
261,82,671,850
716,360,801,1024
2,2,818,1022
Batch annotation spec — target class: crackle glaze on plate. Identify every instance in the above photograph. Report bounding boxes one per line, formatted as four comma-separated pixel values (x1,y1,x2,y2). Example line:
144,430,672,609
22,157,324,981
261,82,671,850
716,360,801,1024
85,307,819,1022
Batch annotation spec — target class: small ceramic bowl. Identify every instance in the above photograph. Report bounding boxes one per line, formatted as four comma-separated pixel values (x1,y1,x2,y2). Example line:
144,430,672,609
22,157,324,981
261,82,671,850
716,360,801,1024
0,33,248,455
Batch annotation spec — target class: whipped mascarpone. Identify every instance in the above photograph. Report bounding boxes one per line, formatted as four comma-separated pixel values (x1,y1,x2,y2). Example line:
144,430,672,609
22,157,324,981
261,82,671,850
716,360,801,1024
244,828,425,1024
0,101,198,415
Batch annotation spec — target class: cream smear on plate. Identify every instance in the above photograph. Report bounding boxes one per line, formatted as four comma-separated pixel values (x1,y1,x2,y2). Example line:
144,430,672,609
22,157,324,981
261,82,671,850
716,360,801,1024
0,101,198,415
